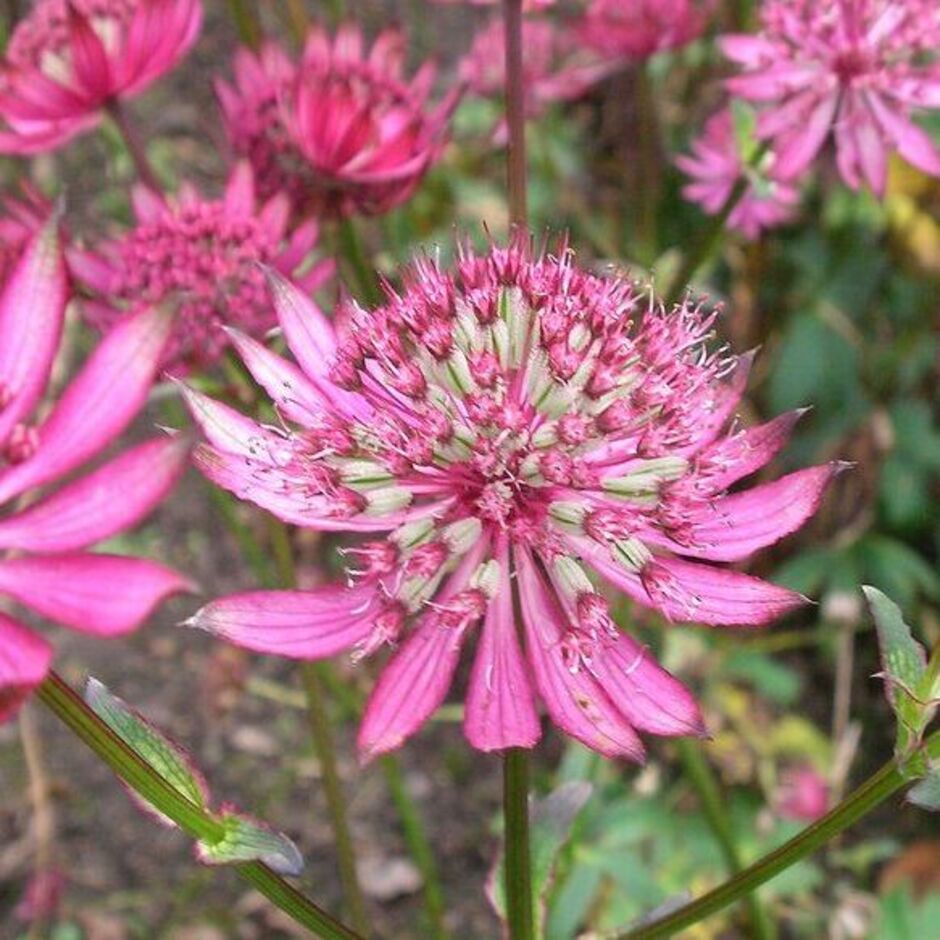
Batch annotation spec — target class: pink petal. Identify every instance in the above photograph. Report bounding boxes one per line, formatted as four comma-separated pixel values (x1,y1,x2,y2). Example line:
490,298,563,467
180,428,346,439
266,270,369,419
772,93,838,181
516,549,645,760
464,543,541,751
674,464,840,562
572,537,806,626
0,613,52,723
66,4,113,101
0,436,189,553
224,328,329,426
223,160,256,215
592,635,706,737
866,91,940,179
0,305,172,505
188,584,376,656
0,216,68,449
358,542,488,760
0,554,191,636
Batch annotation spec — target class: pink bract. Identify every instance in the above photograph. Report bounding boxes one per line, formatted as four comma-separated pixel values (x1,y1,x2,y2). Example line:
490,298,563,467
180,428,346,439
721,0,940,195
576,0,712,60
0,0,202,154
460,17,621,128
69,161,333,373
676,108,800,239
186,236,837,761
0,219,191,724
217,23,460,218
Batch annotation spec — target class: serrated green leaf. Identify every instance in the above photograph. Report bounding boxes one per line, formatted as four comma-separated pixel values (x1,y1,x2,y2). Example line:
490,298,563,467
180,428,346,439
197,812,304,876
906,770,940,812
863,587,928,751
84,678,209,821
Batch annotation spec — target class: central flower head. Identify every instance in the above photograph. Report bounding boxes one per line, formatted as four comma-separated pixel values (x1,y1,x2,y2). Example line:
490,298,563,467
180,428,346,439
188,235,838,760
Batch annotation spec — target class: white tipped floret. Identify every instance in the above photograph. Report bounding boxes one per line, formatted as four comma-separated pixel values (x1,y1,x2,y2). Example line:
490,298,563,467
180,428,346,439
442,517,483,554
338,459,394,489
549,501,587,530
553,555,595,600
364,486,413,516
613,537,652,572
602,457,689,497
391,518,436,549
470,559,501,599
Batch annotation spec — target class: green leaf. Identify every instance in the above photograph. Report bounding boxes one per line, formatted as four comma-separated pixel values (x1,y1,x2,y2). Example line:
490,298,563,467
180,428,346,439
84,677,209,823
906,769,940,812
198,811,304,876
863,587,928,754
489,781,593,933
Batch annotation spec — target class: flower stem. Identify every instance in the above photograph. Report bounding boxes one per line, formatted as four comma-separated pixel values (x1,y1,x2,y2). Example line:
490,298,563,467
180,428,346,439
105,99,161,192
663,142,770,304
36,671,362,940
336,218,383,307
266,518,372,937
301,662,372,937
676,739,775,940
503,0,528,227
503,748,534,940
614,741,940,939
634,63,660,263
380,755,450,940
284,0,309,44
225,0,262,49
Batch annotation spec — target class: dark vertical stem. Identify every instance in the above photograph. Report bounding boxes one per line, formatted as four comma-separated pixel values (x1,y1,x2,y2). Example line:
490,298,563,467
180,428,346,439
284,0,309,45
105,100,160,192
225,0,262,49
266,518,371,937
301,662,372,937
503,0,528,227
503,748,534,940
634,64,660,262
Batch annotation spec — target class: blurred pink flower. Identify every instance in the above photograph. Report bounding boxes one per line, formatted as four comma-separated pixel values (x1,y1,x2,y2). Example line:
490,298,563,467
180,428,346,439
0,186,51,284
69,162,332,373
185,236,836,760
14,868,65,923
576,0,712,60
218,24,460,218
460,17,621,129
776,766,830,821
0,0,202,154
0,220,191,724
721,0,940,195
676,108,800,239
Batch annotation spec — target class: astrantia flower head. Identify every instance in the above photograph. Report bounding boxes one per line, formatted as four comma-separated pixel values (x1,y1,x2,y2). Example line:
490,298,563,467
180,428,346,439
721,0,940,194
460,17,621,130
0,0,202,154
576,0,713,60
186,235,838,761
218,23,460,218
677,107,800,239
69,162,332,373
0,219,191,723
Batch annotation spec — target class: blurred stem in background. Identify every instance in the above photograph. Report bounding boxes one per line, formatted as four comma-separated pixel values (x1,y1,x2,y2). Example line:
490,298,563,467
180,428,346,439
105,99,161,191
225,0,261,50
284,0,310,44
634,64,661,264
676,739,776,940
336,217,384,306
37,671,364,940
664,142,769,304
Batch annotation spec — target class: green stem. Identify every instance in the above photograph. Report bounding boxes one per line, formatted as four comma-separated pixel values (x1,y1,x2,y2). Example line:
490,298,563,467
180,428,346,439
301,662,372,937
676,740,775,940
503,748,534,940
37,672,362,940
503,0,528,227
284,0,309,43
225,0,261,49
336,218,383,307
105,99,160,191
663,143,769,304
616,752,922,939
634,64,660,263
380,755,450,940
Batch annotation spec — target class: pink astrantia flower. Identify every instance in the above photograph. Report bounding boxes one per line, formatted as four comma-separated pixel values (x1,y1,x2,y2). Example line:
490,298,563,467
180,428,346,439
0,219,191,724
69,162,332,373
185,236,837,760
0,0,202,154
676,108,800,239
576,0,712,60
460,17,621,129
217,24,460,218
776,766,829,821
721,0,940,195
